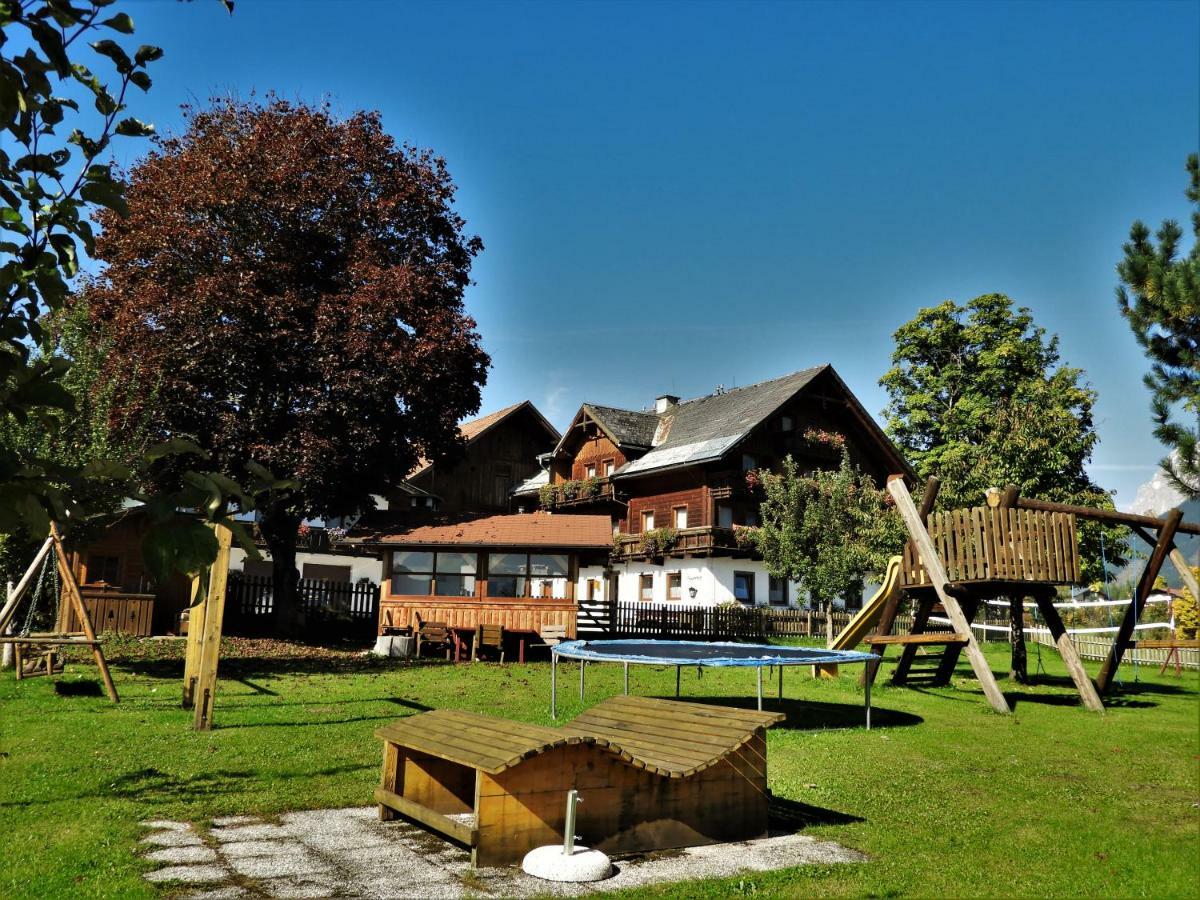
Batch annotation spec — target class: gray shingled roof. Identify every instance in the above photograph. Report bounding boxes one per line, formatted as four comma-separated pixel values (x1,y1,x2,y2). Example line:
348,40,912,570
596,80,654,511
582,403,659,450
614,366,827,478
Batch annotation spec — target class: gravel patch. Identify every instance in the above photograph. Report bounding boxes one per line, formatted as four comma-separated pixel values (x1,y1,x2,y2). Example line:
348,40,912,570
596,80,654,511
141,806,865,897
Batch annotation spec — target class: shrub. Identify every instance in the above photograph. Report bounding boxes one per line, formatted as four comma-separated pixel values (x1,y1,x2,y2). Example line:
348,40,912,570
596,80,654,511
640,527,678,557
537,484,559,508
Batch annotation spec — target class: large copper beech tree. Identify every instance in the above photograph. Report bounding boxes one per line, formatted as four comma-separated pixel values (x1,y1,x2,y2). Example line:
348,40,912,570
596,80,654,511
84,98,489,627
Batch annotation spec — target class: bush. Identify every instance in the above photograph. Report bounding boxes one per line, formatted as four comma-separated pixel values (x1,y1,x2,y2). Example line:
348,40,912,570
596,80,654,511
640,527,678,557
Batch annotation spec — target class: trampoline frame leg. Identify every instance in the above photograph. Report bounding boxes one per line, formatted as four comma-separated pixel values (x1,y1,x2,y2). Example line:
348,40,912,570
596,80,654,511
623,661,629,695
865,656,877,730
778,664,783,699
551,651,557,720
579,659,586,703
675,665,681,697
757,666,763,711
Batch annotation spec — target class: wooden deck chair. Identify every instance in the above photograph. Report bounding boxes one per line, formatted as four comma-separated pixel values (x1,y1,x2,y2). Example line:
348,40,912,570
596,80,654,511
415,621,454,660
471,623,505,662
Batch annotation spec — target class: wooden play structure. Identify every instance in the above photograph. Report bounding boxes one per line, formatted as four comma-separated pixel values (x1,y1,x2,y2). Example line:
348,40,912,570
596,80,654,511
865,477,1200,714
0,523,118,702
375,695,783,867
181,524,233,730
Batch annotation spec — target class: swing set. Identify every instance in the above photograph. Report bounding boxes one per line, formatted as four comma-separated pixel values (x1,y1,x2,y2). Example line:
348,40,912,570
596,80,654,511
0,522,118,702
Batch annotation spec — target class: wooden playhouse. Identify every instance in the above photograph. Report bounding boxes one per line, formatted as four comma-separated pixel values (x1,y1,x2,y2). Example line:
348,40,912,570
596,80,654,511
375,695,783,867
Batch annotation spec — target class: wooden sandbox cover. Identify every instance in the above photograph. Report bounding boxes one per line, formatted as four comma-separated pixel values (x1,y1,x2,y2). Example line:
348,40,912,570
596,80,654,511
375,696,784,867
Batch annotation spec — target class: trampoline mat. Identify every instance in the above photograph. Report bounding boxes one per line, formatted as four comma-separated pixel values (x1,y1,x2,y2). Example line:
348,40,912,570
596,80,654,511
553,639,877,667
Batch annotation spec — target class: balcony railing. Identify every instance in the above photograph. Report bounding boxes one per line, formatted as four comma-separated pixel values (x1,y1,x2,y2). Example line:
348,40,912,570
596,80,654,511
612,525,749,560
541,479,619,509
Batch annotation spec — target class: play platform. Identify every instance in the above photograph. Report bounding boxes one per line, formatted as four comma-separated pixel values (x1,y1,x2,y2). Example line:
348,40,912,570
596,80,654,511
374,696,784,867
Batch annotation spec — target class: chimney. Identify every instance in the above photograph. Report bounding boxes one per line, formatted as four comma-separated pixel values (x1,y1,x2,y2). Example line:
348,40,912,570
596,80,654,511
655,394,680,414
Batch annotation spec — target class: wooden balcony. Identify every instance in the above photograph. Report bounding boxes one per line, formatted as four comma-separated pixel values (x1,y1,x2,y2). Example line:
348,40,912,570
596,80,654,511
612,526,747,561
546,479,621,509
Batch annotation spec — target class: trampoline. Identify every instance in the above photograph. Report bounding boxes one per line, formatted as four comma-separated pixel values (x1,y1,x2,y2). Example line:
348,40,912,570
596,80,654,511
552,639,882,727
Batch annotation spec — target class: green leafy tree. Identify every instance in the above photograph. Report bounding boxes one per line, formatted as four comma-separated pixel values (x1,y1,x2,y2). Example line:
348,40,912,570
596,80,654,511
1175,567,1200,639
1,2,271,593
880,293,1126,584
755,449,906,642
1115,153,1200,499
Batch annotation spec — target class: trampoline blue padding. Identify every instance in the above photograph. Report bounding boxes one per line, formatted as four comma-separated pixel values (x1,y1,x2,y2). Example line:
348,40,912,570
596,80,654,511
554,639,877,667
550,639,883,727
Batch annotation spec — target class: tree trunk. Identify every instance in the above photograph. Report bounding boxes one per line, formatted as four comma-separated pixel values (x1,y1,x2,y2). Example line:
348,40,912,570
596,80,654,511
826,600,835,647
259,506,303,638
1009,596,1027,683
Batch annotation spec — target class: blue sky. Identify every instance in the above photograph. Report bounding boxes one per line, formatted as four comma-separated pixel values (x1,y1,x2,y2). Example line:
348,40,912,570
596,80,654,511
92,1,1200,507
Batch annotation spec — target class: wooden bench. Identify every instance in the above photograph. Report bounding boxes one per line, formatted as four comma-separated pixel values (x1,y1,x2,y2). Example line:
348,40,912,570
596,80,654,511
375,696,783,867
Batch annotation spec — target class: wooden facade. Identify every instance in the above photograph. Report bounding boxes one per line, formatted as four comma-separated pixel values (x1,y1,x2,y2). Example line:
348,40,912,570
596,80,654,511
375,697,783,867
58,511,192,636
406,402,559,514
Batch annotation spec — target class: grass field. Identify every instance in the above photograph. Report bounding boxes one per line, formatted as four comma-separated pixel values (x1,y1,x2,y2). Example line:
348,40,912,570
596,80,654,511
0,636,1197,898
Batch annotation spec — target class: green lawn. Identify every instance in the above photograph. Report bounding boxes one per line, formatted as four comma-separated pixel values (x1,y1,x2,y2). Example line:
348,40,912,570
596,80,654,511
0,636,1197,898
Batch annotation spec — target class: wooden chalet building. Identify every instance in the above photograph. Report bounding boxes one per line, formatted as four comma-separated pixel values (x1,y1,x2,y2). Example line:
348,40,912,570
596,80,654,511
229,401,560,586
516,365,912,609
346,511,612,649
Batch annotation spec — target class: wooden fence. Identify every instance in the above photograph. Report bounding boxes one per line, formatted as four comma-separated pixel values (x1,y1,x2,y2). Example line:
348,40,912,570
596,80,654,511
611,602,863,641
224,574,379,638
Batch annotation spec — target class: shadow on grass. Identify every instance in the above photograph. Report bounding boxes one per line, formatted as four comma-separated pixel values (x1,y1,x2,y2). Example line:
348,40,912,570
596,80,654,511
112,654,454,680
768,794,865,832
53,679,104,697
649,695,923,731
1005,692,1157,711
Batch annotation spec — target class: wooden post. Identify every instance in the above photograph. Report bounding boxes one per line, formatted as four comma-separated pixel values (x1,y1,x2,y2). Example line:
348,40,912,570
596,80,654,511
1008,596,1027,683
887,477,1011,714
862,478,938,686
181,572,206,709
193,524,233,730
0,536,54,634
892,593,935,684
1127,524,1199,602
1096,509,1182,694
1032,591,1104,712
49,522,119,703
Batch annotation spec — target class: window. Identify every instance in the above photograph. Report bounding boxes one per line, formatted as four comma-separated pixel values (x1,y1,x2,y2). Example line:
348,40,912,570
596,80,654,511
303,563,351,583
769,576,788,606
674,505,688,529
668,572,682,602
733,571,755,604
603,459,615,477
86,554,121,585
391,551,434,596
639,573,655,602
390,551,477,597
641,510,655,532
716,503,734,528
585,463,597,479
742,453,756,472
487,552,567,598
780,415,793,432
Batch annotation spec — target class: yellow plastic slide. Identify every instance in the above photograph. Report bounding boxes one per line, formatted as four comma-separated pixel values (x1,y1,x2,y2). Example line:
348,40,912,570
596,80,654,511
813,555,903,677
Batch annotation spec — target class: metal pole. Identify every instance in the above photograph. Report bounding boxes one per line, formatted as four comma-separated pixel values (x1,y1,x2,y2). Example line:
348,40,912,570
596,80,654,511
757,666,763,711
778,664,783,699
551,650,558,719
563,789,581,855
675,665,681,697
623,661,629,695
579,659,586,703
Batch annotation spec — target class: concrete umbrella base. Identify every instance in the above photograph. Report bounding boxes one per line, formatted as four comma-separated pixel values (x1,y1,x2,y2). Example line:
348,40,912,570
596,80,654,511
521,845,613,882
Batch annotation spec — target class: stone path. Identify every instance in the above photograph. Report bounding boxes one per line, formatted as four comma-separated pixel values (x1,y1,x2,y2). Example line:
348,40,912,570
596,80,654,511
139,806,865,898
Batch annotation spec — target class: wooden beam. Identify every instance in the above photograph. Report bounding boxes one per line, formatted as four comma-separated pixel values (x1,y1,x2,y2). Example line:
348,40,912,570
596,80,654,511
891,594,935,684
1032,592,1104,712
50,522,118,703
985,491,1200,536
181,572,206,709
888,478,1011,714
1096,509,1182,694
193,525,233,730
0,537,54,635
1128,524,1200,604
374,787,478,846
918,477,941,521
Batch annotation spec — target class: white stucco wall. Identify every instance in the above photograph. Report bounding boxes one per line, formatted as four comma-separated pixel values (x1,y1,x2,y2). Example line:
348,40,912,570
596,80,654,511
228,547,383,584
